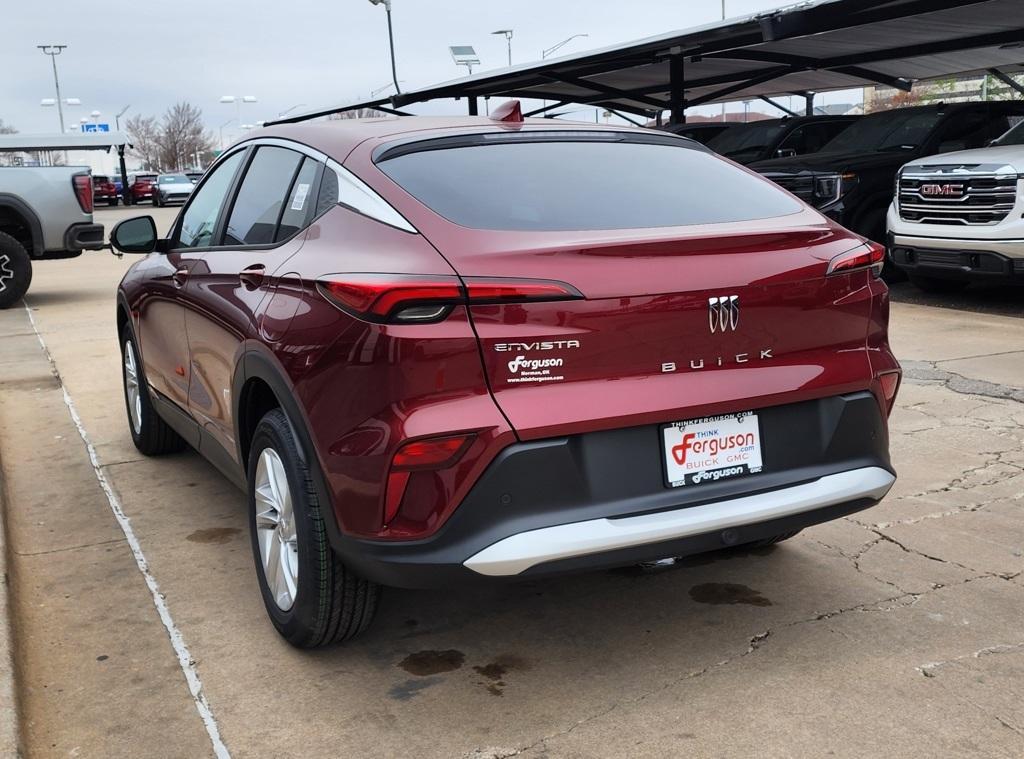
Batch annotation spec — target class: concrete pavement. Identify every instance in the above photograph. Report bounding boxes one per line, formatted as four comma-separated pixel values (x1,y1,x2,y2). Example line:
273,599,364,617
0,207,1021,757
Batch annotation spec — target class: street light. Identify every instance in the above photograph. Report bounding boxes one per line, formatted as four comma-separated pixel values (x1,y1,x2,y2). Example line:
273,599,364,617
220,95,258,126
368,0,401,95
115,105,130,131
37,45,68,134
541,33,588,59
491,29,513,67
449,45,480,76
218,118,234,149
90,110,101,124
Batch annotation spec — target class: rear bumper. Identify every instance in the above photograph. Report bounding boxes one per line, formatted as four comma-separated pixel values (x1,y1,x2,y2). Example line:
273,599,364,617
64,223,105,251
889,234,1024,282
332,391,894,588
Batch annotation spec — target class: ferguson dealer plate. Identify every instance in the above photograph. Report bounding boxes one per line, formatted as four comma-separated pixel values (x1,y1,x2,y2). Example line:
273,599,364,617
662,412,763,487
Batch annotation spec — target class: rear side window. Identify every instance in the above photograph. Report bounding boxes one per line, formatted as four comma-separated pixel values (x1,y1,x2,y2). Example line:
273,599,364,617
276,157,319,242
377,138,801,231
224,146,303,246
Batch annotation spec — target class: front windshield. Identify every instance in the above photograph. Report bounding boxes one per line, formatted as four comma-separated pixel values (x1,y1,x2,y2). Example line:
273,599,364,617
820,109,942,153
993,119,1024,146
706,120,785,157
160,175,190,183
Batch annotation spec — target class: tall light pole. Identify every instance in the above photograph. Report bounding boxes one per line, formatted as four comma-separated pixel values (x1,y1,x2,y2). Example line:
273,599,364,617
218,119,234,150
492,29,513,67
541,33,588,60
37,45,68,134
115,105,130,131
220,95,258,127
368,0,401,95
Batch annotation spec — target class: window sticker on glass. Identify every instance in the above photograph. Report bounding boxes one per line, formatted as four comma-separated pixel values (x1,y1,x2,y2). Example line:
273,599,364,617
291,183,311,211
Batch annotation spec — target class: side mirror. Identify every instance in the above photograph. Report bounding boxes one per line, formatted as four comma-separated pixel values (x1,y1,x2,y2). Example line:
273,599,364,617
110,215,158,254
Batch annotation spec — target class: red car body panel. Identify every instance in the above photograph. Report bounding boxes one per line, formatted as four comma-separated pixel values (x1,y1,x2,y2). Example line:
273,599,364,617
118,116,899,569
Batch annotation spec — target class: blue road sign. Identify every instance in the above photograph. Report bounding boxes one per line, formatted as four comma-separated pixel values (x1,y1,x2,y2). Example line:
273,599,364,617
81,123,111,133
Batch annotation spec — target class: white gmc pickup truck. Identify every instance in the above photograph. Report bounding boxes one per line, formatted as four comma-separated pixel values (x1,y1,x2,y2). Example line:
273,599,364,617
0,166,105,308
887,118,1024,292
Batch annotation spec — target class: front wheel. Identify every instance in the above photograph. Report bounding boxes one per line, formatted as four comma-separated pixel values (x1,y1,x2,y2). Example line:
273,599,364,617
0,231,32,310
152,194,160,206
121,333,186,455
248,408,380,648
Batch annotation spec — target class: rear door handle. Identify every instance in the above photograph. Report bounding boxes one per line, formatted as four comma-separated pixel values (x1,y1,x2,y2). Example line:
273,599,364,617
239,264,266,290
172,266,190,288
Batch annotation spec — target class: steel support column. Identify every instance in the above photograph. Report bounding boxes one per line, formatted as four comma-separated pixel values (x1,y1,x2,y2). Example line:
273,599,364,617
669,53,685,125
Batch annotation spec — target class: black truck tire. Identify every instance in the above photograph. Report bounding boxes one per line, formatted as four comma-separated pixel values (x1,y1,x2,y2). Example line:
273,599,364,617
0,231,32,309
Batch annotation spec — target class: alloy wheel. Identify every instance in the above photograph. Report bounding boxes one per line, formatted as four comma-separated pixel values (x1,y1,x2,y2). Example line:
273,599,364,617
0,254,12,293
123,340,142,434
254,448,299,611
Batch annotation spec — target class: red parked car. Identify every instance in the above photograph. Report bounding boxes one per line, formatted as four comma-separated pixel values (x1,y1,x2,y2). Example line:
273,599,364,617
110,105,900,648
92,174,119,206
126,173,157,204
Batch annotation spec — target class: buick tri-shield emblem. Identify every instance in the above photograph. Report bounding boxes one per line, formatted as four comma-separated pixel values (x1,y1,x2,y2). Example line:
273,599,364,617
708,295,740,333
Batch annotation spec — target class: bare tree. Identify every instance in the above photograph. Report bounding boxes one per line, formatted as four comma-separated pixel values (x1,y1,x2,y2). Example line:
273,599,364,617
125,114,162,170
157,102,214,171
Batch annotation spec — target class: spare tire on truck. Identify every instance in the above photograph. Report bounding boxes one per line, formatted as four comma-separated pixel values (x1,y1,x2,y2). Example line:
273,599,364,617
0,230,32,309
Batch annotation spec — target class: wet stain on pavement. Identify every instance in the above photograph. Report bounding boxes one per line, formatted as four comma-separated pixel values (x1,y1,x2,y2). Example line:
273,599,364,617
186,527,241,544
398,649,465,676
473,654,531,696
388,676,441,701
689,582,772,607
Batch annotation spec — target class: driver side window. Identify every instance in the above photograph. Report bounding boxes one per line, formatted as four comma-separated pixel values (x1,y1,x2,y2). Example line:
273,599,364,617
176,151,244,249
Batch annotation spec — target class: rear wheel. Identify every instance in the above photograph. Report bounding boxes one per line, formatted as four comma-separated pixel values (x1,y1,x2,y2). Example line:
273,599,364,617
248,409,380,648
152,194,160,206
121,333,186,455
908,274,969,294
0,231,32,310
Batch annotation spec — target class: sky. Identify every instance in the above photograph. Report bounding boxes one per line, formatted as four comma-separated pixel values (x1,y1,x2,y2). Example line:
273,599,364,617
3,0,860,142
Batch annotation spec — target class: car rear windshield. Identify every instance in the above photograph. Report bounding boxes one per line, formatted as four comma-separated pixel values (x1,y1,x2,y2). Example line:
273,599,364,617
376,135,801,231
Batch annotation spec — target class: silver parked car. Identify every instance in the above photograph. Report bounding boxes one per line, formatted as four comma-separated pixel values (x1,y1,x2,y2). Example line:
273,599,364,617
152,173,195,206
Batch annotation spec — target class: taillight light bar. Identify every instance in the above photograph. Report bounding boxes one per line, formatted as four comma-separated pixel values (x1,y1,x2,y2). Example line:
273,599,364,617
827,242,885,278
877,370,901,417
317,273,582,324
72,173,93,214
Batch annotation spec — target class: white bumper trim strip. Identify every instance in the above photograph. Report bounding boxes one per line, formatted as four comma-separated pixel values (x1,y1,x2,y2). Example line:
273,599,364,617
463,467,894,577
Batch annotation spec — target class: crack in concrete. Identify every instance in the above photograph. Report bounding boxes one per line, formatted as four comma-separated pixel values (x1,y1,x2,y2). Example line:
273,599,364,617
13,537,126,557
902,360,1024,404
918,641,1024,677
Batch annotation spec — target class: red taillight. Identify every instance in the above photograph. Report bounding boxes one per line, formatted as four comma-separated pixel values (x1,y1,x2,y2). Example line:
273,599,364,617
827,242,885,277
73,174,93,213
318,274,581,323
878,370,901,416
383,434,475,524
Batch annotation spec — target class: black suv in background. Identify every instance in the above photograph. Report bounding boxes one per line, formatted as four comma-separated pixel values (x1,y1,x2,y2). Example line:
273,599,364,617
750,102,1024,246
704,115,859,164
659,122,736,145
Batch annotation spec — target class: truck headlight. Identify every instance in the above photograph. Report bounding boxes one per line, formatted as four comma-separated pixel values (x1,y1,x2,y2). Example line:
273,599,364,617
813,172,857,207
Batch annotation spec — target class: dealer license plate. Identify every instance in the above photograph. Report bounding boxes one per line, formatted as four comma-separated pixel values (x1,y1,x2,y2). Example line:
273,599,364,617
662,411,763,488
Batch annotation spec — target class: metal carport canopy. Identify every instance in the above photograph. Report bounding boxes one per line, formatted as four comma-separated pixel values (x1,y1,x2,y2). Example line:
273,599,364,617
0,132,131,152
270,0,1024,126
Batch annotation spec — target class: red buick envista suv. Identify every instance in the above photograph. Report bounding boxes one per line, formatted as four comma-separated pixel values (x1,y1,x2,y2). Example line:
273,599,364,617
111,104,900,647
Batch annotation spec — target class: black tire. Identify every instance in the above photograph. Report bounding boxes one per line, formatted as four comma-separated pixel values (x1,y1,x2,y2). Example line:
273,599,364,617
0,231,32,310
152,194,160,206
247,408,380,648
108,197,118,206
121,332,187,455
908,274,969,294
